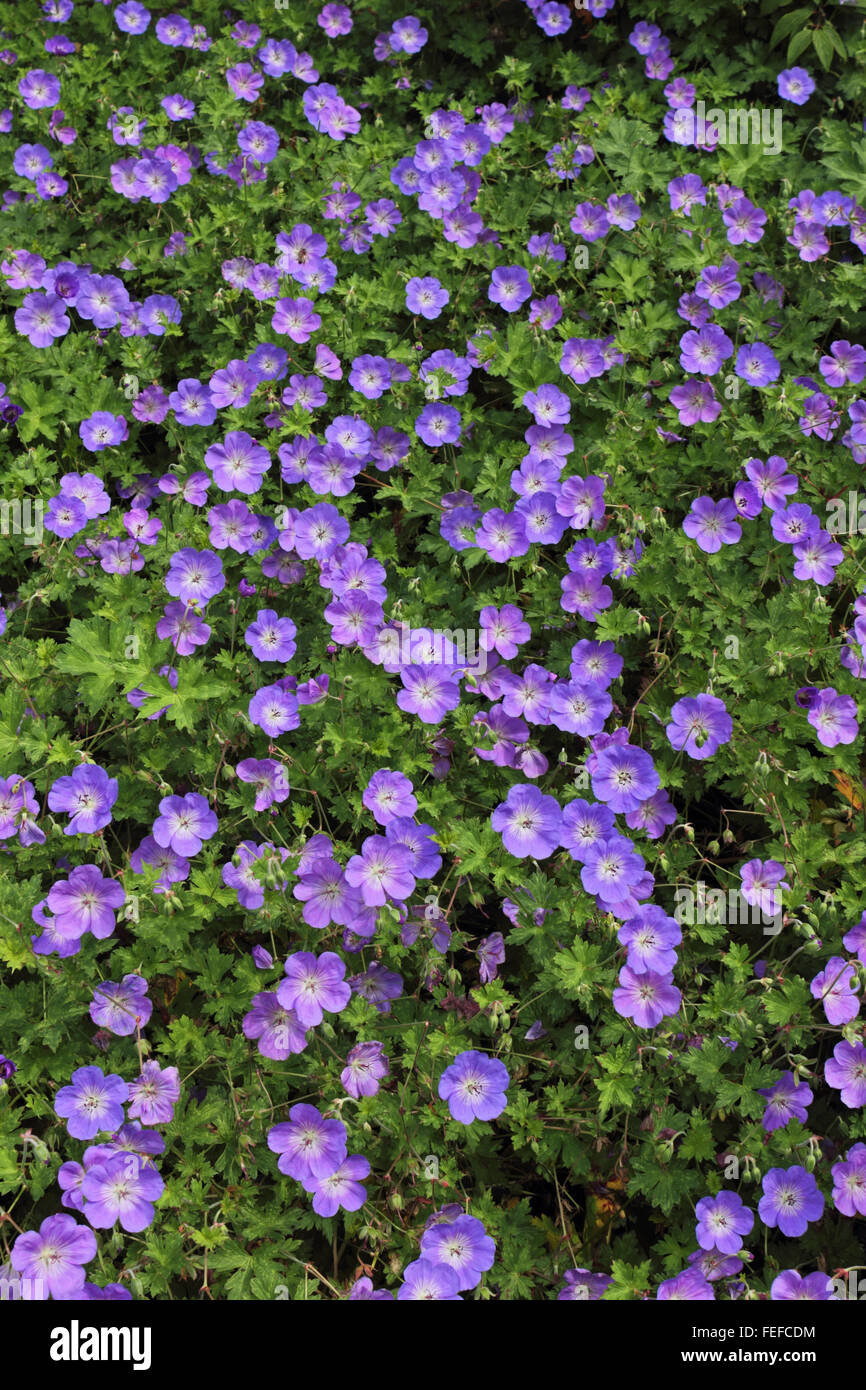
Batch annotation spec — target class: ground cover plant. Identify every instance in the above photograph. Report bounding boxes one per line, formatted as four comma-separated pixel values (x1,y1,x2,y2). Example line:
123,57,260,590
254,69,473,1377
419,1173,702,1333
0,0,866,1304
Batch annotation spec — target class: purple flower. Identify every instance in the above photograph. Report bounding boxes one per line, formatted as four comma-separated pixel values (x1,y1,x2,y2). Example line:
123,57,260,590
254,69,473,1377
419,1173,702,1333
406,276,449,319
478,933,505,984
778,67,815,104
666,694,733,760
341,1041,389,1099
479,605,530,659
810,957,860,1025
90,976,151,1037
825,1040,866,1107
397,665,461,723
302,1154,370,1216
476,508,529,561
558,1268,613,1300
758,1072,813,1132
830,1144,866,1217
170,379,217,427
10,1215,96,1299
420,1213,495,1290
127,1062,180,1125
657,1268,714,1300
739,858,788,916
787,220,829,261
523,383,570,426
735,342,780,387
165,548,225,605
771,1271,836,1301
205,431,270,495
491,783,562,859
758,1166,824,1237
47,765,118,835
843,911,866,965
679,325,733,375
669,380,721,426
152,793,218,857
54,1066,129,1140
591,743,659,813
612,966,681,1028
243,992,308,1060
19,68,61,109
362,769,417,826
438,1050,509,1124
268,1103,346,1180
82,1153,164,1233
349,962,403,1012
47,865,125,941
806,687,858,746
272,296,322,343
398,1258,462,1300
248,683,300,736
683,496,741,553
695,1191,754,1254
14,292,69,347
156,603,210,656
345,837,416,906
488,265,532,312
245,610,297,662
278,951,351,1026
820,340,866,387
618,905,681,975
581,835,645,904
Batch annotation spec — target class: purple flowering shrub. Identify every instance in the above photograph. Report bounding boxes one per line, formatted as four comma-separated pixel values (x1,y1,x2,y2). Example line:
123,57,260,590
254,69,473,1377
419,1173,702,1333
0,0,865,1303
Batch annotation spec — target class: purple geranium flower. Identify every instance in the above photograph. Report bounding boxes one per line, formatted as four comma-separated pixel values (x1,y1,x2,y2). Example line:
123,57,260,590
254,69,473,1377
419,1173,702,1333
810,957,860,1025
758,1166,824,1237
10,1215,96,1300
90,976,151,1037
345,836,416,906
488,265,532,312
46,865,125,941
47,765,118,835
591,743,659,813
54,1066,129,1140
491,783,562,859
267,1103,347,1180
825,1041,866,1107
341,1041,389,1099
806,688,858,747
278,951,351,1026
771,1271,836,1300
612,966,681,1028
398,1258,463,1300
81,1153,164,1233
152,793,218,857
419,1213,495,1290
242,992,308,1060
438,1050,509,1124
695,1191,754,1254
758,1071,813,1132
127,1062,180,1126
666,694,733,760
301,1154,370,1217
682,497,741,553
